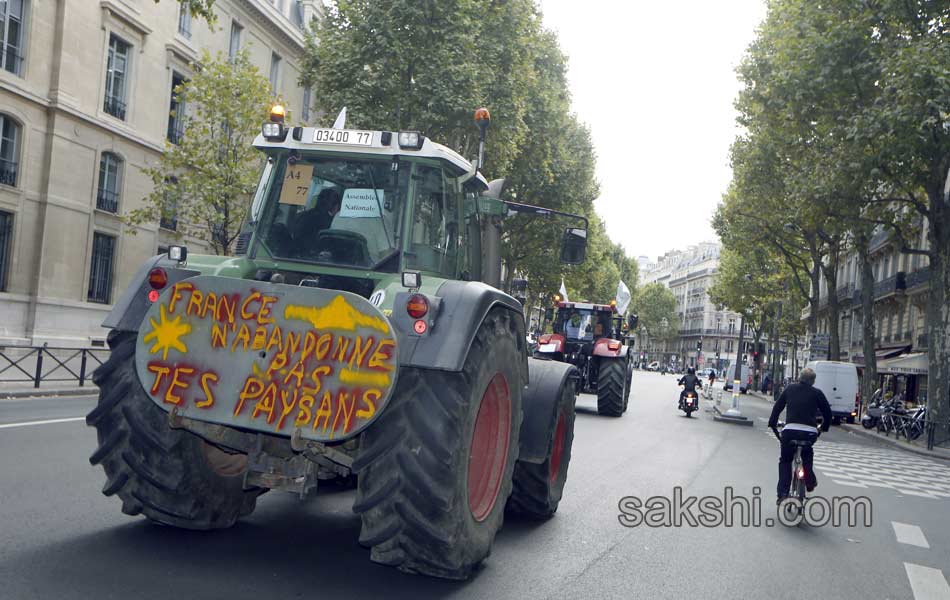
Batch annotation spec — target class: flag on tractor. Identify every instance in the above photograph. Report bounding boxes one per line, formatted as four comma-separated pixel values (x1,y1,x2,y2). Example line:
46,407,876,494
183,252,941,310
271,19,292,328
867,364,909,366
616,280,631,314
559,279,569,302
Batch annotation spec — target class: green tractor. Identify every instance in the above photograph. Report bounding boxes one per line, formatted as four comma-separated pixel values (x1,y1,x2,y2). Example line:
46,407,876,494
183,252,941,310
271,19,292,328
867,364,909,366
86,107,588,579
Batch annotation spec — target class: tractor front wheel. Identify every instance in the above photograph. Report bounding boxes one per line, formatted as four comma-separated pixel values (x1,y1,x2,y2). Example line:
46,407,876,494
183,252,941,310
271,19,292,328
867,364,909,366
353,308,523,579
507,377,576,519
86,330,260,529
596,358,626,417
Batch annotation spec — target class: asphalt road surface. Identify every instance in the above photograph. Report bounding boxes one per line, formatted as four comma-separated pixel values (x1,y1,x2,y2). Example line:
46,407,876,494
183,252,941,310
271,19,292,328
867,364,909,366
2,372,949,599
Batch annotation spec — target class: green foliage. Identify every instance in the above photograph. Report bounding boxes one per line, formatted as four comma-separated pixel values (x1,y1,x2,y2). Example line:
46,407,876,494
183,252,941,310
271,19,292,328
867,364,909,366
630,283,677,342
301,0,636,310
126,49,277,254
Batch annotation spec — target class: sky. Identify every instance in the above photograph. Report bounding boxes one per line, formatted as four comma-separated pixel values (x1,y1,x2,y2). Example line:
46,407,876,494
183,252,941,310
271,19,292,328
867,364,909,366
538,0,768,262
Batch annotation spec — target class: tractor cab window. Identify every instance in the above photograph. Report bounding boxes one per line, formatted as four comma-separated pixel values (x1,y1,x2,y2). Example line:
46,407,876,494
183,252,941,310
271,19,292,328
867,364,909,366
557,309,613,341
405,165,460,277
258,156,406,270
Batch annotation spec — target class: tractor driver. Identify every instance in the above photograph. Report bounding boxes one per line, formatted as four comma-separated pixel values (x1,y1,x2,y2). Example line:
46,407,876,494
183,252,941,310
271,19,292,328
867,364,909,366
292,187,342,256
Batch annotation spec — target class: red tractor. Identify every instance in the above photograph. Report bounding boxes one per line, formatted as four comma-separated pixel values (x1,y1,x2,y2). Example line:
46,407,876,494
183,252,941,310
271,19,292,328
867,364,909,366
535,300,635,416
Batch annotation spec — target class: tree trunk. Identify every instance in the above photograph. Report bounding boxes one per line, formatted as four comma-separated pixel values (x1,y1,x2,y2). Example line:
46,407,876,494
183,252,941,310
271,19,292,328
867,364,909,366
822,237,842,360
856,230,878,416
808,261,821,335
926,185,949,425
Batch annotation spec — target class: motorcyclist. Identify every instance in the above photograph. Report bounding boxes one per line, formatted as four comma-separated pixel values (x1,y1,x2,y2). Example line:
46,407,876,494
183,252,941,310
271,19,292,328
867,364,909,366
768,367,833,505
677,367,702,406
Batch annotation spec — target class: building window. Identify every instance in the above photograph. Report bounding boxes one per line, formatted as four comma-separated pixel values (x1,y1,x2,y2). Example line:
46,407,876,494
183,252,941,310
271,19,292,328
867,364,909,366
0,114,19,187
302,86,311,122
0,210,11,291
104,34,131,120
177,3,191,39
1,0,26,76
269,52,281,91
160,178,178,231
167,72,186,144
96,152,122,213
88,232,116,304
228,21,243,60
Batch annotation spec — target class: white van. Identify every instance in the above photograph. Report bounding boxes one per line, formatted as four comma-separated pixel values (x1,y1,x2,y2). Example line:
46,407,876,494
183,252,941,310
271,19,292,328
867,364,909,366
723,364,750,393
805,360,859,424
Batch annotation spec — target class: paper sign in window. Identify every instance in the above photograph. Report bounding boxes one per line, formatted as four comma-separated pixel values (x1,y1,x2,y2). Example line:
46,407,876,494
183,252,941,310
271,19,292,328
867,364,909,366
339,189,384,218
279,163,314,205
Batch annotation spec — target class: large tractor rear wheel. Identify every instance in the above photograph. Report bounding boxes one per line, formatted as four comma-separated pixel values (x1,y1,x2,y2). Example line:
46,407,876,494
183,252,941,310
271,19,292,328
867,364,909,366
622,360,632,413
353,308,523,579
507,378,576,518
86,330,260,529
597,358,626,417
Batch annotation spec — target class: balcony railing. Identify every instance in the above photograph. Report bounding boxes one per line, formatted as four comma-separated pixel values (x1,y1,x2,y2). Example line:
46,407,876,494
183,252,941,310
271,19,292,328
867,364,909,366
160,215,178,231
96,188,119,213
836,283,855,302
0,158,17,187
104,95,127,120
874,272,906,300
905,267,930,291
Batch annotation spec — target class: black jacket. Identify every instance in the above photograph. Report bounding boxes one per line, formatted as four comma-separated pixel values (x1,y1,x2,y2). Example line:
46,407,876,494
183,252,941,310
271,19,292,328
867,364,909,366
768,382,833,431
678,374,701,392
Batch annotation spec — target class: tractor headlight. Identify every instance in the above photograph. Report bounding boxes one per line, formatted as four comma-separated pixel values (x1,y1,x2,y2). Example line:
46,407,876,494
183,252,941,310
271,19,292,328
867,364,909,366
262,122,286,141
398,131,424,149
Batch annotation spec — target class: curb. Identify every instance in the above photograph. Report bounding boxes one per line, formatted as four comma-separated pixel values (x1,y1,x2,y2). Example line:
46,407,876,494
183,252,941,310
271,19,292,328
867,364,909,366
839,423,950,462
0,387,98,400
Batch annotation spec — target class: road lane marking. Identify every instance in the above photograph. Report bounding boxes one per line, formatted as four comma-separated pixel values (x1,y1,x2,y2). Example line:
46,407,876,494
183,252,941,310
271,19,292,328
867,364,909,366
905,563,950,600
893,522,931,549
0,417,86,429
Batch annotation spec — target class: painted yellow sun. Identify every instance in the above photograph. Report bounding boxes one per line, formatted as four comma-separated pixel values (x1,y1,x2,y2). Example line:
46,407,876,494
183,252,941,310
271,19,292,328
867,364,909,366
142,303,192,360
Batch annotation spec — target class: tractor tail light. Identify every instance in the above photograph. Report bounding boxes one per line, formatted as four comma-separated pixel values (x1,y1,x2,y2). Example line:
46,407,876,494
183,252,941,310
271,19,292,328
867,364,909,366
539,334,552,344
607,341,622,351
148,268,168,290
406,294,429,319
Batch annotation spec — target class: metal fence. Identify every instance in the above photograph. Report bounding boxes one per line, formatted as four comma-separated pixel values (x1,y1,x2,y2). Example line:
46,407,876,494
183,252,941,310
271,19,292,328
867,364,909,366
0,346,110,388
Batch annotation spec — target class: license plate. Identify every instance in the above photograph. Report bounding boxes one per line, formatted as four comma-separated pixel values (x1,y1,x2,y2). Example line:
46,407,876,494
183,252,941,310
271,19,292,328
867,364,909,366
312,128,374,146
538,343,558,352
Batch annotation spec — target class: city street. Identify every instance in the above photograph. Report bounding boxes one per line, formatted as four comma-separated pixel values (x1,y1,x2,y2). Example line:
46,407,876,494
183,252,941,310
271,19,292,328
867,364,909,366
2,372,948,599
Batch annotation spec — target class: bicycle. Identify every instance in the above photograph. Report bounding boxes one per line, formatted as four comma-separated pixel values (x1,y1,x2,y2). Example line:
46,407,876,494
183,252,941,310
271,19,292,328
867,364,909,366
771,421,820,522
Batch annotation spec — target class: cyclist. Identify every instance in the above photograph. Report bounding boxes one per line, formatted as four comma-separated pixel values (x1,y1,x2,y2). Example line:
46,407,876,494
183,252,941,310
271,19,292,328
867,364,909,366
707,369,717,388
768,368,832,505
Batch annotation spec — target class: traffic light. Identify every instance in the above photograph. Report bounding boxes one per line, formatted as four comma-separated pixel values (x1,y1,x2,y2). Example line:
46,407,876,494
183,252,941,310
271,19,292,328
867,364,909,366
696,340,703,351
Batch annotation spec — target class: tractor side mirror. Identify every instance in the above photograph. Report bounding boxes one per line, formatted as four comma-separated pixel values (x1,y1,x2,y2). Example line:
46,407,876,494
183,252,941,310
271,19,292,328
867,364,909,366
544,308,554,321
559,228,587,265
627,313,639,329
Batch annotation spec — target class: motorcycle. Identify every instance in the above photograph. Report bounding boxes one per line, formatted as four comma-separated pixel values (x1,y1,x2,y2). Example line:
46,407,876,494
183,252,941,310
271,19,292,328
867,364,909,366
679,389,698,417
862,394,900,430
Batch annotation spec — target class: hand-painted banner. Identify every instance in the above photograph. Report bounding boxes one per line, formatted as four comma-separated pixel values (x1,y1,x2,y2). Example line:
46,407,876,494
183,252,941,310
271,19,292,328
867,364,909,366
135,275,398,442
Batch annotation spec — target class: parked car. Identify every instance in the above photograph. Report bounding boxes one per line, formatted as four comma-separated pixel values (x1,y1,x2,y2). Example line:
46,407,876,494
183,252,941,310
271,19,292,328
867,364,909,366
647,361,660,371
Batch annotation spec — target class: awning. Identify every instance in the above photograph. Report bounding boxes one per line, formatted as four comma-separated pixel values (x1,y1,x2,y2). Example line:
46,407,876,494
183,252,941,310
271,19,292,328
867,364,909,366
853,344,912,366
877,352,928,376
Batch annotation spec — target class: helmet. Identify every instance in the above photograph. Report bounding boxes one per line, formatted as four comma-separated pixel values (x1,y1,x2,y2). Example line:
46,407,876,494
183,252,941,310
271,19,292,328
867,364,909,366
687,367,696,375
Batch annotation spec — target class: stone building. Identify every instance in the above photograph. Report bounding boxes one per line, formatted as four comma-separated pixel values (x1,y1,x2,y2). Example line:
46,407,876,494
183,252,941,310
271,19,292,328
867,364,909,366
0,0,322,347
805,222,931,405
639,241,747,372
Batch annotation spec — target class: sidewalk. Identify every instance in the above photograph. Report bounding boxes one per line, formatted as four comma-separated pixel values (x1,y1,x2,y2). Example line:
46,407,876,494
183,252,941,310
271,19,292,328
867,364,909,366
0,382,99,400
742,387,950,461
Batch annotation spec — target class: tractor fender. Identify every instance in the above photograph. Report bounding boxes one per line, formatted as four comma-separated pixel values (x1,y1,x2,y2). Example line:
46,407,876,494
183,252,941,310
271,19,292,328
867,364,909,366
518,357,578,464
592,338,630,358
388,280,527,380
101,255,200,332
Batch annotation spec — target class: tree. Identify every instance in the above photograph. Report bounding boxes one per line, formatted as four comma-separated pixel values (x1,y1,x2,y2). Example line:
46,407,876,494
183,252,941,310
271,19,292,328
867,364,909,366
630,283,678,355
126,49,276,255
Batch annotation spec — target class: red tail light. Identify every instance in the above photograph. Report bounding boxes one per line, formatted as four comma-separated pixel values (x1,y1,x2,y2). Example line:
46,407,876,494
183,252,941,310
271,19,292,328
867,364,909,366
148,268,168,290
797,467,805,479
607,341,622,351
406,294,429,319
539,334,552,344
